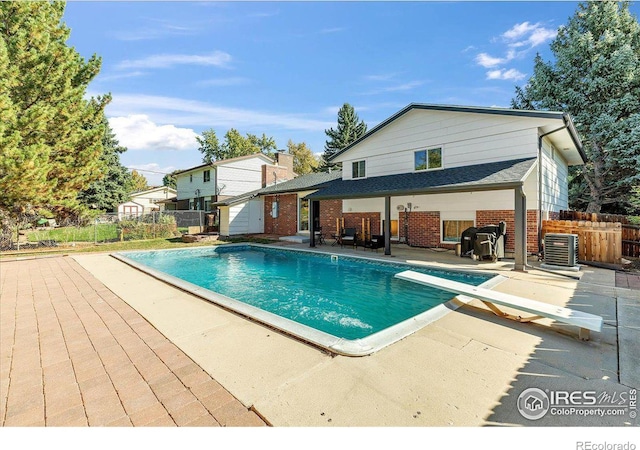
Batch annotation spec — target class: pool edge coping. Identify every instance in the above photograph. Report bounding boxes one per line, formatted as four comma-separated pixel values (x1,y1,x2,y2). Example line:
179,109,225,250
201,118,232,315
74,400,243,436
111,243,506,357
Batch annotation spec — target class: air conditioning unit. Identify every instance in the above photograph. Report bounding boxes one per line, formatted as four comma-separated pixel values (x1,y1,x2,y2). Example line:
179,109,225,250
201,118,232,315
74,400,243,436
544,233,578,267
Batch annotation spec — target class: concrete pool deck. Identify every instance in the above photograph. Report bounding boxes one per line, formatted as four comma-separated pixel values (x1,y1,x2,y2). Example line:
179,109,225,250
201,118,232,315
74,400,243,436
2,243,639,427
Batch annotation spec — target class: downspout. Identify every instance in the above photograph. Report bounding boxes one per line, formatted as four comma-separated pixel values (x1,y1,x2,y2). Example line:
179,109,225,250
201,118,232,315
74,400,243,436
537,125,568,254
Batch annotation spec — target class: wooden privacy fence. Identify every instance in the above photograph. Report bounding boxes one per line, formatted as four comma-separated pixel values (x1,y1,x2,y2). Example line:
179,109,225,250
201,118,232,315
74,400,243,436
542,220,622,264
558,210,640,258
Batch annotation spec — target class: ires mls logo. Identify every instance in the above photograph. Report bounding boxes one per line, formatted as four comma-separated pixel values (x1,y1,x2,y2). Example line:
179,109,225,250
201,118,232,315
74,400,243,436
517,388,637,421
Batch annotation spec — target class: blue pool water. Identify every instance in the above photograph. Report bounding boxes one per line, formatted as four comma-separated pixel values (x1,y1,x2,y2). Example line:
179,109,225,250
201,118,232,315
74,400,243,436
122,245,492,340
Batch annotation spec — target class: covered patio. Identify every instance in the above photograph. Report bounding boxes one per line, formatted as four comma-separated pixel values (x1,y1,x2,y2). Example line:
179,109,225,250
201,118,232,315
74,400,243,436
306,158,536,271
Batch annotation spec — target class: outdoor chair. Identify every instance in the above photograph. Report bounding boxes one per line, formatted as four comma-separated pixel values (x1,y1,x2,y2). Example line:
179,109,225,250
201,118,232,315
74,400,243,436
314,226,325,245
365,234,385,252
340,228,357,248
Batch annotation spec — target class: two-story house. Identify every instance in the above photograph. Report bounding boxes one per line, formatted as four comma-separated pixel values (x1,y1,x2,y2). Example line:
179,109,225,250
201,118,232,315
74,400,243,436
174,153,276,211
304,103,585,270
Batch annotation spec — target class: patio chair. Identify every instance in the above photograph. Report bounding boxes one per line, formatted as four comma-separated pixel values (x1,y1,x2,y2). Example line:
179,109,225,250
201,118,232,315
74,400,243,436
314,226,325,245
364,234,385,252
340,228,357,248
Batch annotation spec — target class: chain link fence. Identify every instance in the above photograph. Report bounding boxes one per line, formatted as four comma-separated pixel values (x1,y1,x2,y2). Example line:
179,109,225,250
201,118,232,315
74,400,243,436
1,210,213,251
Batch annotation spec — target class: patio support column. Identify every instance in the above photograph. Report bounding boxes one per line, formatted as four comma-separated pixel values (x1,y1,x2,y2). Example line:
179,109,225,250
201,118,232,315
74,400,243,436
384,196,391,255
514,185,527,272
309,199,316,248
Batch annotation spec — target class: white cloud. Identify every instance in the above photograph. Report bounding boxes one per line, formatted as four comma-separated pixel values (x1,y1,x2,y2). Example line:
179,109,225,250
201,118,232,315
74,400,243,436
116,51,232,70
486,68,526,81
475,53,507,68
361,80,425,95
364,73,398,82
501,21,557,48
98,71,147,82
106,94,334,132
109,115,199,151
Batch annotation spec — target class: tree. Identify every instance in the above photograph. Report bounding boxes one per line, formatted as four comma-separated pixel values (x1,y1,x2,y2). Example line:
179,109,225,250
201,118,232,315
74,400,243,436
287,140,319,175
0,1,109,220
322,103,367,171
129,170,149,193
196,129,222,164
78,118,132,212
248,133,277,159
162,170,179,189
197,127,278,162
224,128,259,157
512,1,640,213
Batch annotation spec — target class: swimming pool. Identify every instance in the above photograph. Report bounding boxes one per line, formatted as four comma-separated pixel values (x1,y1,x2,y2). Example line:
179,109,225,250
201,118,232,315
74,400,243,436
113,244,503,356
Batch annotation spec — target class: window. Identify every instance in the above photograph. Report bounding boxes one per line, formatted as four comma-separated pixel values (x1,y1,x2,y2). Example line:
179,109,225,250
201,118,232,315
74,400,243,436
442,220,475,242
352,160,366,178
189,174,193,183
299,198,309,231
414,147,442,171
204,199,212,212
203,170,211,182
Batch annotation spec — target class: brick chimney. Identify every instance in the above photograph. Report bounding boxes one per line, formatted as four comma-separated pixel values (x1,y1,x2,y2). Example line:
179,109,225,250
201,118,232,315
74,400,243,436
261,152,296,187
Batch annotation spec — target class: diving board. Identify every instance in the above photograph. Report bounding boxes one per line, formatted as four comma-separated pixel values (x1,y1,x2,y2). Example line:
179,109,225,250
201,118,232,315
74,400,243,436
395,270,603,340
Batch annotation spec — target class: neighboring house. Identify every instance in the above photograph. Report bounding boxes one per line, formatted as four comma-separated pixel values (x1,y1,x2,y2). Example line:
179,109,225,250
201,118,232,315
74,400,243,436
216,104,585,272
173,153,294,212
174,152,296,231
117,186,177,218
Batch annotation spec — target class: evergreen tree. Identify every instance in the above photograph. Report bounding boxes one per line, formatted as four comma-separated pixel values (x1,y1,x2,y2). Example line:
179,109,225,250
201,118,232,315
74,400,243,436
287,139,319,175
322,103,367,171
0,1,109,220
512,1,640,213
78,118,132,212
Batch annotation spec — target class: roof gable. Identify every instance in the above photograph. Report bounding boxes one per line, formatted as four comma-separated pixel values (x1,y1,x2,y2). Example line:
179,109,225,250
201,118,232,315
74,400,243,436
329,103,585,164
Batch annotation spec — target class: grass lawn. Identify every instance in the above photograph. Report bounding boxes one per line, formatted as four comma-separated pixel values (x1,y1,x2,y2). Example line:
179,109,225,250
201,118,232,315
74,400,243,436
28,223,119,243
2,235,278,258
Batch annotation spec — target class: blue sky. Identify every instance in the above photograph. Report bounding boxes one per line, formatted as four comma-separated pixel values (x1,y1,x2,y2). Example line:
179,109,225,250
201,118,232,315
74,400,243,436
62,1,638,186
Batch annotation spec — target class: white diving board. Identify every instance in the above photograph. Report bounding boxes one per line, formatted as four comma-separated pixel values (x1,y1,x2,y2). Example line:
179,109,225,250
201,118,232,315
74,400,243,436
395,270,603,340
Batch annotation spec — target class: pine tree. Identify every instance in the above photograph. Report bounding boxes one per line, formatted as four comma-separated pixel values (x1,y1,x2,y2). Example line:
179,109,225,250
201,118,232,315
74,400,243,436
512,1,640,213
321,103,367,171
78,119,132,212
0,1,109,220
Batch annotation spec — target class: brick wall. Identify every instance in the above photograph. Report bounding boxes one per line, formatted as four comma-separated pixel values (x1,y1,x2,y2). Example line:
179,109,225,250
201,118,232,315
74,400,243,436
263,193,298,235
475,209,538,253
262,165,292,188
399,211,441,247
341,212,382,239
319,199,342,236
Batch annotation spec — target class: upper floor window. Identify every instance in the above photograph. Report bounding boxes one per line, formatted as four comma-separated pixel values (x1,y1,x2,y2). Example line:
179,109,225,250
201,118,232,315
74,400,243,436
352,160,366,179
203,170,211,182
414,147,442,171
189,174,193,183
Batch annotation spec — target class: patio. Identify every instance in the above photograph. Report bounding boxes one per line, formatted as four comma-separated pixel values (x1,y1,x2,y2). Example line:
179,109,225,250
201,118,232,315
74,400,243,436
1,242,638,427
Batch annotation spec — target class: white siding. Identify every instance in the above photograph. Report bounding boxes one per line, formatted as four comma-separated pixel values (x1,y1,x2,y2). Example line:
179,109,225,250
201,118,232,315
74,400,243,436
176,168,217,200
217,157,269,197
228,203,250,235
335,109,551,180
540,138,569,214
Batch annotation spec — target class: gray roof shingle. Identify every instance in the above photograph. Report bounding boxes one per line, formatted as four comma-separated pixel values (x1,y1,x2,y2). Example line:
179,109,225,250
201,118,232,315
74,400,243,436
214,170,342,206
306,158,536,200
